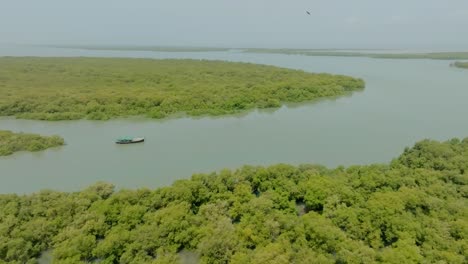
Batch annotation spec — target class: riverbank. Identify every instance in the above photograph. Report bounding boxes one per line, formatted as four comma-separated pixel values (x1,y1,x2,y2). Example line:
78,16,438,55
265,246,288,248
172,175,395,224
1,138,466,263
0,130,64,156
0,57,364,121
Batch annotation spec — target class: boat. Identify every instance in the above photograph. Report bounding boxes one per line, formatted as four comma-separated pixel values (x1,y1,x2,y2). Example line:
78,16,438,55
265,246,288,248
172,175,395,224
115,136,145,144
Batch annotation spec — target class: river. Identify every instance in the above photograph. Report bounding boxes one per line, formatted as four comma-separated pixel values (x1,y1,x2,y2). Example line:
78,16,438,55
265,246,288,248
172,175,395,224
1,45,468,194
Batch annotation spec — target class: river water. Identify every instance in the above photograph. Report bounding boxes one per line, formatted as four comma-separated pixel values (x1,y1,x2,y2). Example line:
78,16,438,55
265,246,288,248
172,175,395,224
1,45,468,194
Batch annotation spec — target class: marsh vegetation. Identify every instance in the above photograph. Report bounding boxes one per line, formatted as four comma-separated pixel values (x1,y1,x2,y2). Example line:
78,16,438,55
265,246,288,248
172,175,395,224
0,130,64,156
0,138,466,263
452,61,468,69
0,57,364,121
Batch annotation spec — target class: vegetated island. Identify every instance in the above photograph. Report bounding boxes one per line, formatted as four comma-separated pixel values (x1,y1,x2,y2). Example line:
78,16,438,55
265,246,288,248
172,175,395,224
0,130,64,156
49,45,468,60
451,61,468,69
51,45,231,52
244,49,468,60
0,138,466,263
0,57,364,121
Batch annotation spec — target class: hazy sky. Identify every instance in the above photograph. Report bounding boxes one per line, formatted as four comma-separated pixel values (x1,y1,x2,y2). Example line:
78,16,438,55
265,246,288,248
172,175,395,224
1,0,468,49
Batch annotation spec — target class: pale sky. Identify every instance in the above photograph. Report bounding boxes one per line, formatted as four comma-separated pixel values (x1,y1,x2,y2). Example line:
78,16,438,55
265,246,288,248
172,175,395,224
1,0,468,49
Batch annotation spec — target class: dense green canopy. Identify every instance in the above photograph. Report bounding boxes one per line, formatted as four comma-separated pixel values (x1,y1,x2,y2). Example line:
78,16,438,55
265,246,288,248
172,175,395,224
0,130,64,156
0,138,466,263
453,61,468,69
0,57,364,121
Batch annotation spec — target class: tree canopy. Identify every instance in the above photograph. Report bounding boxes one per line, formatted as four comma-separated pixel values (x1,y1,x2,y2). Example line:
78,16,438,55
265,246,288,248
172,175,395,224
452,61,468,69
0,138,466,263
0,130,64,156
0,57,364,121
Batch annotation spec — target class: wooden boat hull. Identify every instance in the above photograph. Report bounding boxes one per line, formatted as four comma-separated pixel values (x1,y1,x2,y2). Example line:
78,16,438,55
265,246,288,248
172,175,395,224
115,138,145,144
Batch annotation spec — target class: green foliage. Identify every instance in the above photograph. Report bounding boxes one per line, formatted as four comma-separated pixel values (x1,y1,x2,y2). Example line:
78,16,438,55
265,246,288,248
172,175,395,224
0,138,467,263
0,130,64,156
0,57,365,121
452,61,468,69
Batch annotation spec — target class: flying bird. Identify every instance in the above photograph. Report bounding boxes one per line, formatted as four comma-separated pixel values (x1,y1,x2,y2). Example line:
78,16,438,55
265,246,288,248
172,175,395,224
306,11,311,15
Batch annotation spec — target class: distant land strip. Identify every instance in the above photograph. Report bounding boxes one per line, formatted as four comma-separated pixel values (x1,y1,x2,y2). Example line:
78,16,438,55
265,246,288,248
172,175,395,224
50,45,231,52
243,48,468,60
48,45,468,60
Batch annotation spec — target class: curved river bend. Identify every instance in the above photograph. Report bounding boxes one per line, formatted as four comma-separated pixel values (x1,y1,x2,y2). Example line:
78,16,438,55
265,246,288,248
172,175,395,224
1,46,468,193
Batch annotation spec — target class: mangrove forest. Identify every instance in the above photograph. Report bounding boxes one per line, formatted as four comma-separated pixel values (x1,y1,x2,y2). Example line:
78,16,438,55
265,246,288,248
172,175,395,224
452,61,468,69
0,138,466,263
0,57,364,121
0,130,64,156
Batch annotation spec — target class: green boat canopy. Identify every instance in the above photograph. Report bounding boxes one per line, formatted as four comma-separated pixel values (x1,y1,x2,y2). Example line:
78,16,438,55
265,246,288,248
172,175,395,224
117,136,134,141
